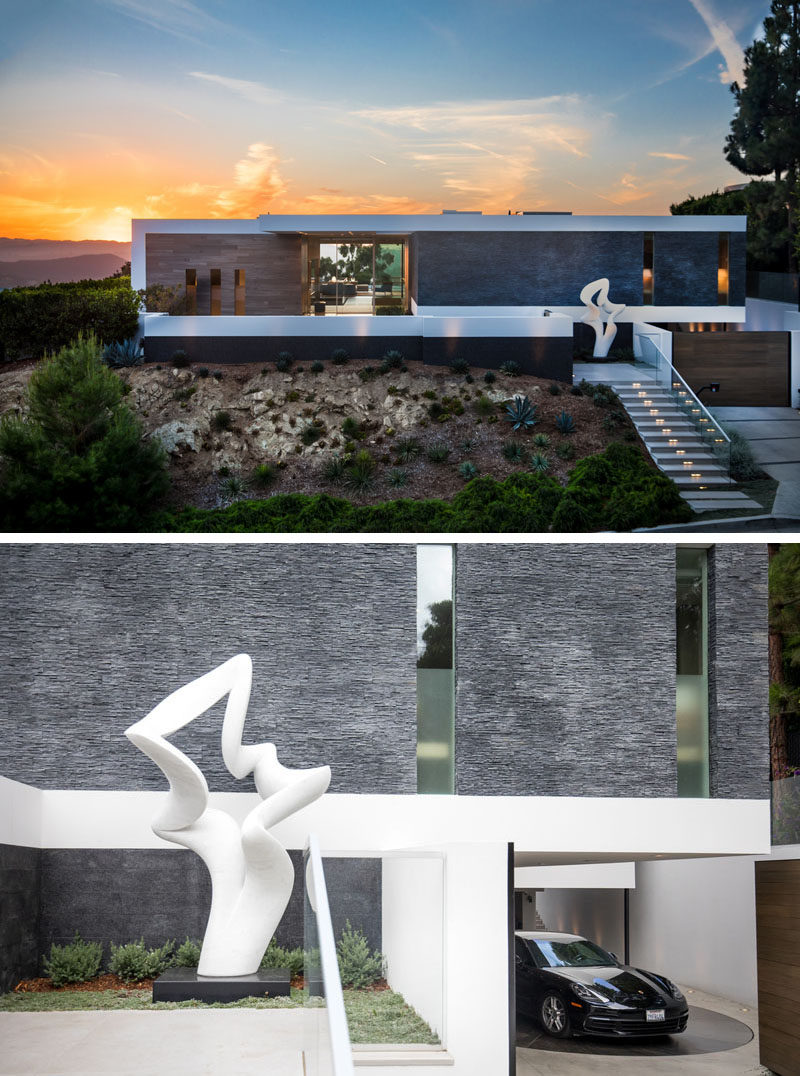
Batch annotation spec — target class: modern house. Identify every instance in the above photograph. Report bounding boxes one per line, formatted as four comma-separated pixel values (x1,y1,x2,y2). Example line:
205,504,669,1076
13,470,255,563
0,542,772,1075
132,213,751,384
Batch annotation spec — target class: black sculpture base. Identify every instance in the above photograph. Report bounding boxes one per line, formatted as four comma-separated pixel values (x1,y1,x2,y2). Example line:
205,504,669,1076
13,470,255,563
153,967,291,1003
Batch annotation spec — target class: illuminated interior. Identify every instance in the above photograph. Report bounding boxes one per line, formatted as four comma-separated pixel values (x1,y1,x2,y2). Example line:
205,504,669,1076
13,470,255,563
305,237,408,315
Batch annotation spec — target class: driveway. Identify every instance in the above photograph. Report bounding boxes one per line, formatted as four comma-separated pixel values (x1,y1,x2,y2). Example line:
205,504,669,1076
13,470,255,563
712,406,800,519
516,987,768,1076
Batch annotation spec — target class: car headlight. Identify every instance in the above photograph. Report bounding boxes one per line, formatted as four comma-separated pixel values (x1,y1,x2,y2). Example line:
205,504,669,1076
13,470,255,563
660,977,684,1000
570,982,609,1004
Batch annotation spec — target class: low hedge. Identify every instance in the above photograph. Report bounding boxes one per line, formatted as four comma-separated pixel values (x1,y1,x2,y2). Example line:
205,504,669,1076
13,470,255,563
154,443,692,533
0,276,140,361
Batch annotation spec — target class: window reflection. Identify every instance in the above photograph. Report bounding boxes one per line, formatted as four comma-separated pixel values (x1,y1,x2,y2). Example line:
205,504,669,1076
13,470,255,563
676,548,709,797
417,545,455,794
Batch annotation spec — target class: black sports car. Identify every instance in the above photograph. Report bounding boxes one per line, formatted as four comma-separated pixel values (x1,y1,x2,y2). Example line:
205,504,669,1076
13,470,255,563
515,931,689,1038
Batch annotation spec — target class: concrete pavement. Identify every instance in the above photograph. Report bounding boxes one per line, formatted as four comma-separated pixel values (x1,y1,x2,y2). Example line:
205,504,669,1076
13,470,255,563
711,406,800,521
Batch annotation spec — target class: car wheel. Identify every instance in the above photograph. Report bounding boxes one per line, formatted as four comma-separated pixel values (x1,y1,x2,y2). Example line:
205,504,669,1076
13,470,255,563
540,993,571,1038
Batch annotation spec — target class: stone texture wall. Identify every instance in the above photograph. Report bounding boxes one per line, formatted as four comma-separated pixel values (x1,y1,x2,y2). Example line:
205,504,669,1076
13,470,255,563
0,544,417,794
454,544,678,796
416,231,644,307
0,844,40,993
36,850,380,960
707,545,769,798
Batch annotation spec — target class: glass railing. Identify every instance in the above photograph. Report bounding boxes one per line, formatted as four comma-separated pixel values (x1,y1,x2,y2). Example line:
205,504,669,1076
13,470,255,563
303,834,354,1076
771,773,800,846
637,334,732,482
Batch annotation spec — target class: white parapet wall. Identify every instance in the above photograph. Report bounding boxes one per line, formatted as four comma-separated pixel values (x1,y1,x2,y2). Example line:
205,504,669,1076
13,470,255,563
536,887,627,959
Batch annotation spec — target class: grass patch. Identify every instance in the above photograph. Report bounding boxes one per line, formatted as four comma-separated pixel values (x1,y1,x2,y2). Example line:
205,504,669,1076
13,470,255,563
0,985,440,1044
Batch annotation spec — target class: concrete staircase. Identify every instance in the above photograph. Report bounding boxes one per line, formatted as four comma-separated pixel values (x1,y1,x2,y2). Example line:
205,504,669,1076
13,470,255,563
610,380,763,514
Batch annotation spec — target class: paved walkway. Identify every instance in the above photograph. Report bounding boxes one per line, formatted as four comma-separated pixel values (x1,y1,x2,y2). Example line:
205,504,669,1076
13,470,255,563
0,1008,307,1076
517,987,767,1076
711,406,800,520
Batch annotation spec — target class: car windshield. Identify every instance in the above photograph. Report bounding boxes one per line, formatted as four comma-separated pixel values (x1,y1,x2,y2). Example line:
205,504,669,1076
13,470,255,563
530,938,617,968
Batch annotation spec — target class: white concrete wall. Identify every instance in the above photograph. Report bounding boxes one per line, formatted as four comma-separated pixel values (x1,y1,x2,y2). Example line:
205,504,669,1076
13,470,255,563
630,856,758,1008
515,862,635,889
0,783,770,860
535,887,625,959
744,297,794,332
382,855,444,1039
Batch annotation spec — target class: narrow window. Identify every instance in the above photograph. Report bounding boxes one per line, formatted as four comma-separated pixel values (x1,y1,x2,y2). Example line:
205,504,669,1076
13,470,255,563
210,268,222,316
234,268,246,316
718,233,729,305
643,232,654,304
185,269,197,315
417,545,455,794
676,547,709,797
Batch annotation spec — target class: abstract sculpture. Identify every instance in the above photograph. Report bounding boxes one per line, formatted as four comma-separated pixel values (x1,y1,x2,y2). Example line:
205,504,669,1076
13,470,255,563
579,278,626,358
125,654,330,977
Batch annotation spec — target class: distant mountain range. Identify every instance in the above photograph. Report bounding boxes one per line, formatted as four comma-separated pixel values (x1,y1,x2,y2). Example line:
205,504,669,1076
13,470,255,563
0,239,132,288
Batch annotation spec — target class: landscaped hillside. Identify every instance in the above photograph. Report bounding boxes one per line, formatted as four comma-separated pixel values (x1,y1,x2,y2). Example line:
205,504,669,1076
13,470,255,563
0,351,692,532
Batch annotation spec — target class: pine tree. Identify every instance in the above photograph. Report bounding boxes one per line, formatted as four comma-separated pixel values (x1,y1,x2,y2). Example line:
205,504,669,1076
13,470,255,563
725,2,800,185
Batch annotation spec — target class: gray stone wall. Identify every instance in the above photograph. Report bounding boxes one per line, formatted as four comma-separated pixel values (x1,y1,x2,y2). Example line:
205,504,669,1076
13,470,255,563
0,544,417,794
415,231,644,306
708,545,769,798
36,849,381,962
0,844,40,993
454,544,678,796
654,231,718,306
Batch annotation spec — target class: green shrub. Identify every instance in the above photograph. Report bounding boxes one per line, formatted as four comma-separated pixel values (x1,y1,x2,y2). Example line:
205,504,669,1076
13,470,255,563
43,933,103,987
345,449,375,491
569,385,583,396
331,348,350,365
252,462,277,487
221,474,247,499
590,383,618,408
556,441,575,460
173,938,201,968
381,349,404,370
394,436,421,462
341,416,365,441
311,360,324,374
533,433,550,448
449,358,470,375
529,452,550,473
212,369,223,381
602,410,626,431
109,939,175,983
547,383,561,396
555,410,576,434
502,440,524,462
0,335,169,531
275,351,294,372
459,437,477,453
473,395,495,417
323,455,347,483
196,367,210,378
358,366,377,382
720,425,762,481
483,371,496,384
300,422,324,445
171,350,190,368
0,276,141,361
459,461,478,480
103,338,143,368
427,442,451,463
212,410,233,432
387,467,409,488
260,940,305,979
336,923,384,989
499,360,521,376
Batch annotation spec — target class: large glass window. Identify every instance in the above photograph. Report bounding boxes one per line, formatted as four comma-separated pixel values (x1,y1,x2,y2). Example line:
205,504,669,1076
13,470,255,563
416,545,455,794
676,547,709,797
307,239,407,316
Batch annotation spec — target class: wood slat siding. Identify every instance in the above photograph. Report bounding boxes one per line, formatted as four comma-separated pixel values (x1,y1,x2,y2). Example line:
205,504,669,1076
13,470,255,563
145,233,303,315
672,331,789,406
756,858,800,1075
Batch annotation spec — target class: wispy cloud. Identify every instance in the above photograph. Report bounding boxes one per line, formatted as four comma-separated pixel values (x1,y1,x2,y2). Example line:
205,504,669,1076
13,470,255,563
350,97,598,211
367,154,388,166
648,151,692,160
188,71,282,105
101,0,235,42
687,0,745,84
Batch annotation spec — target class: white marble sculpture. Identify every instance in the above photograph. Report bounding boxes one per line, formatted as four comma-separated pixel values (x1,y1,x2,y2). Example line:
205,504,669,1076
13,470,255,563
125,654,330,977
579,278,626,358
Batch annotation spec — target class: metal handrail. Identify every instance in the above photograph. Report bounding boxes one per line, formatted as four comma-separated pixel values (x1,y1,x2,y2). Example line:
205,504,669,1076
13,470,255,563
637,334,732,481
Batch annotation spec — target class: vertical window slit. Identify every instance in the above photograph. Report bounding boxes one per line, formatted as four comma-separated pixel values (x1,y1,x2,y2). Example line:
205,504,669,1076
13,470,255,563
416,545,455,794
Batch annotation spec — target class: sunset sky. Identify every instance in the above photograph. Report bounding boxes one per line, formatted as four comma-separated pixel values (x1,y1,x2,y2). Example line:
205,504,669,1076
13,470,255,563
0,0,771,242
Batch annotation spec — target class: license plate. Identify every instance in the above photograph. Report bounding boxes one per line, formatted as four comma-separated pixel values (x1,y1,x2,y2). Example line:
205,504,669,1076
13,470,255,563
646,1009,665,1022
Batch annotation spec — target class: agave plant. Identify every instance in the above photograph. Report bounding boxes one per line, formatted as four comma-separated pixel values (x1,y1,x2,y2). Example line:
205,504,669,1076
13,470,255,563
103,338,143,368
555,410,576,435
504,395,537,431
529,452,550,474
